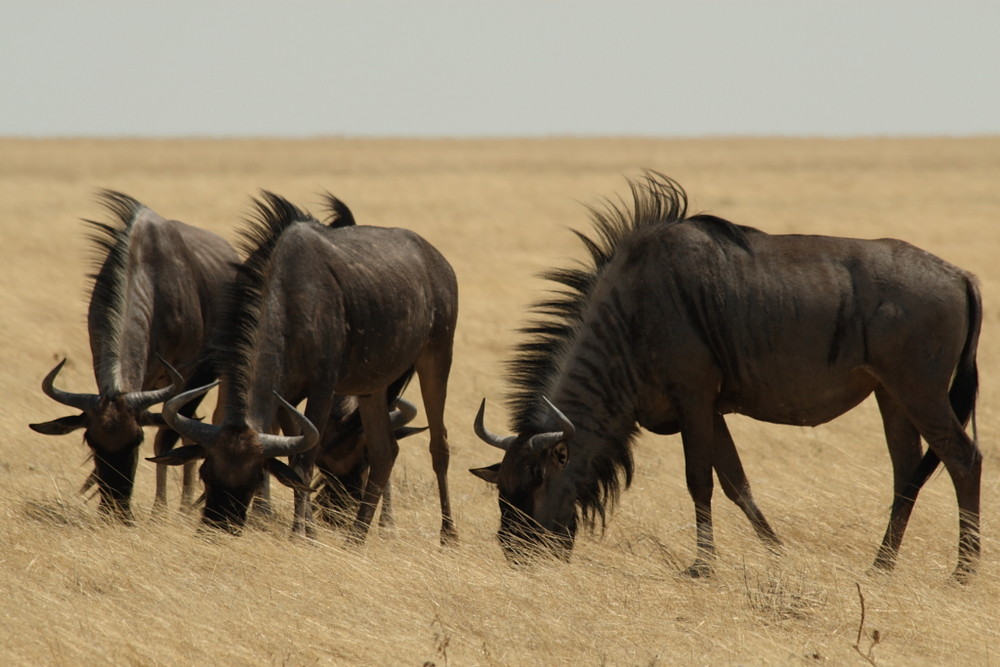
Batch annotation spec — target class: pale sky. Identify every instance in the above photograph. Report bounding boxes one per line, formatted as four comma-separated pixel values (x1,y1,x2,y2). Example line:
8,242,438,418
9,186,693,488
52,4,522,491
3,1,998,138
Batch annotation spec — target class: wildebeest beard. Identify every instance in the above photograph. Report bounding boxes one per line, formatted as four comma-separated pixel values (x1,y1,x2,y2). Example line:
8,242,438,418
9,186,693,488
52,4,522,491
87,441,141,523
497,496,577,564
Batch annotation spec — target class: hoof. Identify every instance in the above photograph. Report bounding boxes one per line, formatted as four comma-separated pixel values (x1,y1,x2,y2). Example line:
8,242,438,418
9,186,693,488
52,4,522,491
290,520,317,541
440,527,459,547
683,561,713,579
951,564,976,585
871,551,897,573
289,527,320,546
179,499,199,515
762,536,784,555
345,524,370,546
864,564,892,579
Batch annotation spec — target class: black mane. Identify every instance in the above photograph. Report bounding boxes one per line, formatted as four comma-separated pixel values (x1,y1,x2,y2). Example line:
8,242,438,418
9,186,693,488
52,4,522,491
321,192,356,228
504,171,754,528
506,172,694,430
214,192,319,419
85,190,149,394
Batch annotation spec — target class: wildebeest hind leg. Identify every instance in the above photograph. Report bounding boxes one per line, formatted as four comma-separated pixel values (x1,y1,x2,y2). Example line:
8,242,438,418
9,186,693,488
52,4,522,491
415,347,458,545
711,414,780,548
899,398,981,581
872,386,924,571
350,389,398,542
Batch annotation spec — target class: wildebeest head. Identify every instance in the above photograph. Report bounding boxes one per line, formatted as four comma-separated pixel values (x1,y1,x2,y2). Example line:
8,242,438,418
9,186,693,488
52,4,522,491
314,395,426,525
29,358,177,522
149,381,318,533
470,398,578,563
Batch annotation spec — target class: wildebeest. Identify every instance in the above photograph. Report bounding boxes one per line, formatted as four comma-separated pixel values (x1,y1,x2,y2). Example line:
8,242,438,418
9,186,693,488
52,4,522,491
471,172,982,581
313,372,427,528
152,192,460,542
29,191,238,522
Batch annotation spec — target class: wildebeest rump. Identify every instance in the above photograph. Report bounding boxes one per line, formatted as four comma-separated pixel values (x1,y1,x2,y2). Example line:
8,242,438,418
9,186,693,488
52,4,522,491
29,191,238,521
471,172,982,581
153,193,460,542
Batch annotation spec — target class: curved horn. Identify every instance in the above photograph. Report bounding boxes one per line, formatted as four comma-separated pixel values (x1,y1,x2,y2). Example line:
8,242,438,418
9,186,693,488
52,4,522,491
542,396,576,441
526,431,565,451
474,398,517,452
526,397,576,451
40,359,100,412
388,396,418,429
123,356,185,412
259,392,319,458
160,356,185,392
162,381,222,447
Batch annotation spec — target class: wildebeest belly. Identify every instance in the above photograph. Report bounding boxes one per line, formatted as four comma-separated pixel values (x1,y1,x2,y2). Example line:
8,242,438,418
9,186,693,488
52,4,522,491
332,324,430,395
716,366,878,427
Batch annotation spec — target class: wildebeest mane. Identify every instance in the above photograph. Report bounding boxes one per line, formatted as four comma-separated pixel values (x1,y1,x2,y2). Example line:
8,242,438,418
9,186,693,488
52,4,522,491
507,172,692,429
214,192,319,418
505,171,755,528
84,190,149,394
321,192,356,228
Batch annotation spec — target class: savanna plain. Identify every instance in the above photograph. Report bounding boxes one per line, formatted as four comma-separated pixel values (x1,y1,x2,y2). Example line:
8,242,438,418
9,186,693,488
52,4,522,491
1,137,999,666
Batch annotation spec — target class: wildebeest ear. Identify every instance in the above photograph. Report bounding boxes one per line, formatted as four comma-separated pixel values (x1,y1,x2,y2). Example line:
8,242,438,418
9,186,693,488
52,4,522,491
469,463,501,485
147,445,206,466
29,414,86,435
140,411,168,428
550,441,569,470
266,458,313,492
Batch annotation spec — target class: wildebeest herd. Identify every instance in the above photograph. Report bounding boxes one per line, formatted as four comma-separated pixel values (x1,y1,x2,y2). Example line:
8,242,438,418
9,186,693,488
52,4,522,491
29,173,983,583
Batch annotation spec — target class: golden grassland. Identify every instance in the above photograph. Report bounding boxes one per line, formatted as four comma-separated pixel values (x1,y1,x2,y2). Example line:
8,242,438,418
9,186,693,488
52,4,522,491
1,137,999,665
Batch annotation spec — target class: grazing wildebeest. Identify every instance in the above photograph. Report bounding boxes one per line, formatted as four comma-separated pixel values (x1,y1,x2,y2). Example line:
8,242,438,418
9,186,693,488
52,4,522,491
29,191,238,522
471,172,982,581
151,192,459,542
313,367,427,527
314,393,427,527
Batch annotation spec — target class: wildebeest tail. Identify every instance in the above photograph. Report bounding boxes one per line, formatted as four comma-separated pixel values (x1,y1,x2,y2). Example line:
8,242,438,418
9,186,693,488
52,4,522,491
948,277,981,433
388,365,417,403
907,276,982,491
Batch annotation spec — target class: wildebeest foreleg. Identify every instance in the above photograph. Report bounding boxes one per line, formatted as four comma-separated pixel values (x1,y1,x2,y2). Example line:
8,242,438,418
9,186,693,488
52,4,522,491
712,414,780,547
350,389,398,542
290,394,333,537
152,361,218,514
258,407,304,519
152,421,201,515
679,403,717,578
378,479,394,528
872,386,924,572
254,474,273,517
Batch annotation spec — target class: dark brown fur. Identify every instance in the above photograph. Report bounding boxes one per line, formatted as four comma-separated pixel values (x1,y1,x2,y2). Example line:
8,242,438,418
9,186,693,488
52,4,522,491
30,191,237,521
472,173,981,581
155,193,459,542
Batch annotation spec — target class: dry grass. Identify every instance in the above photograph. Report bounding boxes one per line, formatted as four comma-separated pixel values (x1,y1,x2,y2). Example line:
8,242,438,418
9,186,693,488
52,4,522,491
2,137,999,665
